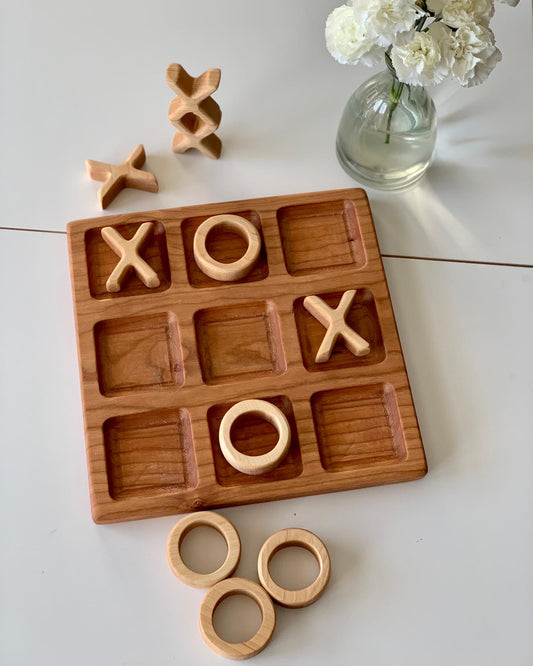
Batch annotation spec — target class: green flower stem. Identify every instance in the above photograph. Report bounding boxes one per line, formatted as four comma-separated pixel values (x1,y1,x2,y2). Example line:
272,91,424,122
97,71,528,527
414,15,428,31
385,77,405,144
383,15,429,144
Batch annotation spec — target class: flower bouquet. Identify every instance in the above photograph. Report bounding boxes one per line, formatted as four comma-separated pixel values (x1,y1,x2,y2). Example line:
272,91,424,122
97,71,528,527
326,0,520,190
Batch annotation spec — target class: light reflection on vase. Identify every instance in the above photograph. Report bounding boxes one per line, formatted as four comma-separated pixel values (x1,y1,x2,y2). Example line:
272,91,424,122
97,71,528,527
336,68,437,191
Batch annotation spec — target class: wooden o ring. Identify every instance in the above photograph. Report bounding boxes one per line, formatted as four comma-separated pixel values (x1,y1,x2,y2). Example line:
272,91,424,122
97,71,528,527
257,528,331,608
166,511,241,588
219,399,291,476
199,577,276,660
193,214,261,281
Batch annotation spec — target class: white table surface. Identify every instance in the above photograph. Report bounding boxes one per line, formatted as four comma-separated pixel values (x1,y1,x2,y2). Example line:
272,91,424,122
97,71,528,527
2,2,533,665
1,231,532,665
1,0,532,263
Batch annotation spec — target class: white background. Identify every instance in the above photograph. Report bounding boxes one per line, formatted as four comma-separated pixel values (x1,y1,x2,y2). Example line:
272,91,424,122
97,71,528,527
1,2,532,665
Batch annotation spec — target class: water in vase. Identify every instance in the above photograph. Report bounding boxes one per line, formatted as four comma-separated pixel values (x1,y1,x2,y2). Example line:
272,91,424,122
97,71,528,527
336,70,437,191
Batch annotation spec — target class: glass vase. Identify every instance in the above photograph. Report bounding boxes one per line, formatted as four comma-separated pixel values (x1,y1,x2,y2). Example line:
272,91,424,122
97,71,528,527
336,65,437,191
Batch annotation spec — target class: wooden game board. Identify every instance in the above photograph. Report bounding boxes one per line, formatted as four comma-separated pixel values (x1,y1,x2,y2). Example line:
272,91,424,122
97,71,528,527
67,188,427,523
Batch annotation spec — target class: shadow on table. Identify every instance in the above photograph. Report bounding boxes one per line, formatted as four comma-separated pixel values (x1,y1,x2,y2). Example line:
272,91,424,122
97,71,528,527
371,162,482,259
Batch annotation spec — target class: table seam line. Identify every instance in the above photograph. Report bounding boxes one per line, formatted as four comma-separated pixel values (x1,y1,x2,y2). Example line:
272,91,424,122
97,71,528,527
1,227,532,270
0,226,67,235
381,254,533,269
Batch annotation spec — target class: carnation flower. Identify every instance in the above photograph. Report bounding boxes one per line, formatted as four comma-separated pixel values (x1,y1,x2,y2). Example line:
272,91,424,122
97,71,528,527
464,45,502,86
391,26,449,86
426,0,446,11
427,0,495,28
438,22,502,86
326,0,514,90
325,4,383,66
353,0,425,48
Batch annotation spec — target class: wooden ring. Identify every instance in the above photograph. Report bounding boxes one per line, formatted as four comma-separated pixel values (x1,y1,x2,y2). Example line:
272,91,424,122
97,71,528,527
199,577,276,660
257,528,331,608
219,399,291,476
166,511,241,588
193,214,262,282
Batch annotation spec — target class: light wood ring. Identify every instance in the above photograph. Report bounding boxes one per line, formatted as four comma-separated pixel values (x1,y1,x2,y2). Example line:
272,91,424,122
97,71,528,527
199,577,276,660
193,214,262,281
166,511,241,588
219,399,291,476
257,528,331,608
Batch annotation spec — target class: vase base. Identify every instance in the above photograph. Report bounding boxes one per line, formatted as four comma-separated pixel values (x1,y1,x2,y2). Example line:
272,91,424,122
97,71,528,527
336,141,430,192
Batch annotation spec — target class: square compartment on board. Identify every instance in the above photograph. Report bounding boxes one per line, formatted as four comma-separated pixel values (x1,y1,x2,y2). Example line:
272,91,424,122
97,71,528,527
194,301,286,385
85,220,171,299
311,384,407,472
277,200,365,276
103,408,196,500
294,289,385,372
94,312,184,396
207,395,302,486
181,210,268,288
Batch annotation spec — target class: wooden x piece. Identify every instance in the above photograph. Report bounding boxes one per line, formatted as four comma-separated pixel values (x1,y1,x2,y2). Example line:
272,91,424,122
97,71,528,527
303,290,370,363
86,144,158,209
166,63,222,159
101,222,160,293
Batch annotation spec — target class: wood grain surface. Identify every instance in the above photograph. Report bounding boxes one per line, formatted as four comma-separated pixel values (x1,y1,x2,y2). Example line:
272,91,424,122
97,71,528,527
166,63,222,159
67,188,427,523
199,577,276,660
85,144,158,209
257,527,331,608
101,222,160,292
166,511,241,588
193,214,261,281
303,289,370,362
218,399,291,475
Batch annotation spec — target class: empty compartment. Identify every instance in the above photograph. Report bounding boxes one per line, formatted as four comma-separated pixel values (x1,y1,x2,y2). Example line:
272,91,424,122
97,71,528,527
181,210,268,287
277,200,365,276
207,395,302,486
194,301,286,385
94,312,184,396
311,384,407,472
103,408,196,499
294,289,385,372
85,220,171,299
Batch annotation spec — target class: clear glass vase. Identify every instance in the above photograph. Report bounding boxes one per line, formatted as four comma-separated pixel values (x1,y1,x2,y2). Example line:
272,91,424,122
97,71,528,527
336,65,437,191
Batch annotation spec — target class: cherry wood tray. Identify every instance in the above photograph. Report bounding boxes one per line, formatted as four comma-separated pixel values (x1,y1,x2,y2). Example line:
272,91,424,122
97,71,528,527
67,188,427,523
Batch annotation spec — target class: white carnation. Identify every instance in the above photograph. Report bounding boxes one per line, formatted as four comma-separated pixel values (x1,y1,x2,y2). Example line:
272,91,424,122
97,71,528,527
438,22,502,86
444,0,494,28
426,20,455,52
426,0,446,12
325,4,383,66
391,27,448,86
464,45,502,86
427,0,494,26
353,0,425,48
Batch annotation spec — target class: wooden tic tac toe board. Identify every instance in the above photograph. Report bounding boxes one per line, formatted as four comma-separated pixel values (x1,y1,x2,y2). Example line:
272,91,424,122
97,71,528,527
67,188,427,523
